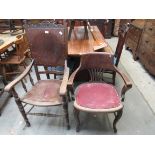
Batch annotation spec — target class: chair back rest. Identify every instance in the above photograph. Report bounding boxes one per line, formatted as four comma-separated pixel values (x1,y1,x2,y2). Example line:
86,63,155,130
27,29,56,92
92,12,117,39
114,23,130,66
24,22,67,67
80,52,114,70
78,52,115,81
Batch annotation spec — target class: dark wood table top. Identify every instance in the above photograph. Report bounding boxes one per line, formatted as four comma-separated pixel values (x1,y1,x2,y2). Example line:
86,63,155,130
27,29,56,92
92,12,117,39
68,26,113,56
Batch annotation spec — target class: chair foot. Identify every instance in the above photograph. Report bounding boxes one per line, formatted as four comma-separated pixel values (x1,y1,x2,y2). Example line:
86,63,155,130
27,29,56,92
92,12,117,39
113,109,123,133
26,121,31,127
14,96,31,128
76,126,80,132
67,125,70,130
74,107,80,132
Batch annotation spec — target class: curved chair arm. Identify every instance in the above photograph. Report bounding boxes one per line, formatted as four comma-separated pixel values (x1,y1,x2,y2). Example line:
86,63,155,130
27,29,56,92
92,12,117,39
4,60,34,92
67,65,81,89
59,60,70,96
114,66,132,101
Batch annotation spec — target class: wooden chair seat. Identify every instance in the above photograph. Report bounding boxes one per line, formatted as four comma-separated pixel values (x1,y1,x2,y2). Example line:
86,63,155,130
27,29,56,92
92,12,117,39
0,55,26,64
74,83,123,112
21,80,62,106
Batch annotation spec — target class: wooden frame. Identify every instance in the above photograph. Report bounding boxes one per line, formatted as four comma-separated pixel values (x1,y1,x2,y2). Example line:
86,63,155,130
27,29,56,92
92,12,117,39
68,52,132,133
4,21,70,129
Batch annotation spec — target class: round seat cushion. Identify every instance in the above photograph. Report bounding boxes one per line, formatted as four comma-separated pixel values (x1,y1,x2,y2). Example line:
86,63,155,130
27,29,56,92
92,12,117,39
75,83,121,109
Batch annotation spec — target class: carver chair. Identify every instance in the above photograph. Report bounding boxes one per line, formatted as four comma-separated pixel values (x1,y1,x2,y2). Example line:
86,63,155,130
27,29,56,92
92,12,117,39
68,52,132,133
4,22,70,129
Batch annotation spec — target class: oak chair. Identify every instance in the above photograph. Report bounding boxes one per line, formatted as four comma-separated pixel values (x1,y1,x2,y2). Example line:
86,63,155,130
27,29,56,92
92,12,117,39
68,52,132,133
4,22,70,129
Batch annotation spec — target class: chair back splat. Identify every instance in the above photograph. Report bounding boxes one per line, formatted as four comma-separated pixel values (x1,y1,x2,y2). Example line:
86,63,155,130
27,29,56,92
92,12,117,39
79,52,115,82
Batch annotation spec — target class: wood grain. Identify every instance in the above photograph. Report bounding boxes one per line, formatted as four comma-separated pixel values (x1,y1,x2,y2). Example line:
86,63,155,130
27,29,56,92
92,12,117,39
68,26,113,56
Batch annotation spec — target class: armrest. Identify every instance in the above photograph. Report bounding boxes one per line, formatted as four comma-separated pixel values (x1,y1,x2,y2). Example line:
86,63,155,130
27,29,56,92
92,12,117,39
114,66,132,88
4,60,34,92
59,61,70,96
67,65,81,88
114,66,132,101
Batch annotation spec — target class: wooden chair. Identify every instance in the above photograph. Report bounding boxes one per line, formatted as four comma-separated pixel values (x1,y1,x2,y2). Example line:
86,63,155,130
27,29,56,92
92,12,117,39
4,22,70,129
68,52,132,133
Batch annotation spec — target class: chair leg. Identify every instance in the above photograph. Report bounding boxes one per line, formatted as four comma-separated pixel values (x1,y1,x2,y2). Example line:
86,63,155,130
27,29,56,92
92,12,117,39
2,65,7,84
62,97,70,130
16,100,31,127
12,89,30,127
68,20,75,40
83,20,88,39
74,107,80,132
67,90,71,102
113,109,123,133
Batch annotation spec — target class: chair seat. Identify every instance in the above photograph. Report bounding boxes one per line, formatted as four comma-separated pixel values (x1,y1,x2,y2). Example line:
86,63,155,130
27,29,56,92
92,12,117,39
75,82,122,112
21,80,62,106
0,55,25,64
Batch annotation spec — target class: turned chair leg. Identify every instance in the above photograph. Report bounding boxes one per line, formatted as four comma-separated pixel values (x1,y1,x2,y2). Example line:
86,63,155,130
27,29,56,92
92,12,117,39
63,97,70,130
16,101,31,127
74,107,80,132
113,109,123,133
12,89,30,127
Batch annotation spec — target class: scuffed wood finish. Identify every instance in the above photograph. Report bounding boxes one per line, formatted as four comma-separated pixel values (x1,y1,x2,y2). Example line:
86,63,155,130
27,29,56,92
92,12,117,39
68,26,113,56
125,20,145,60
137,19,155,76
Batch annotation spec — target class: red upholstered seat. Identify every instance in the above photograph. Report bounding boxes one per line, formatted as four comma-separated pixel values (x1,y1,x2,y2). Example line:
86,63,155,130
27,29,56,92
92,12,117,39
75,83,121,109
